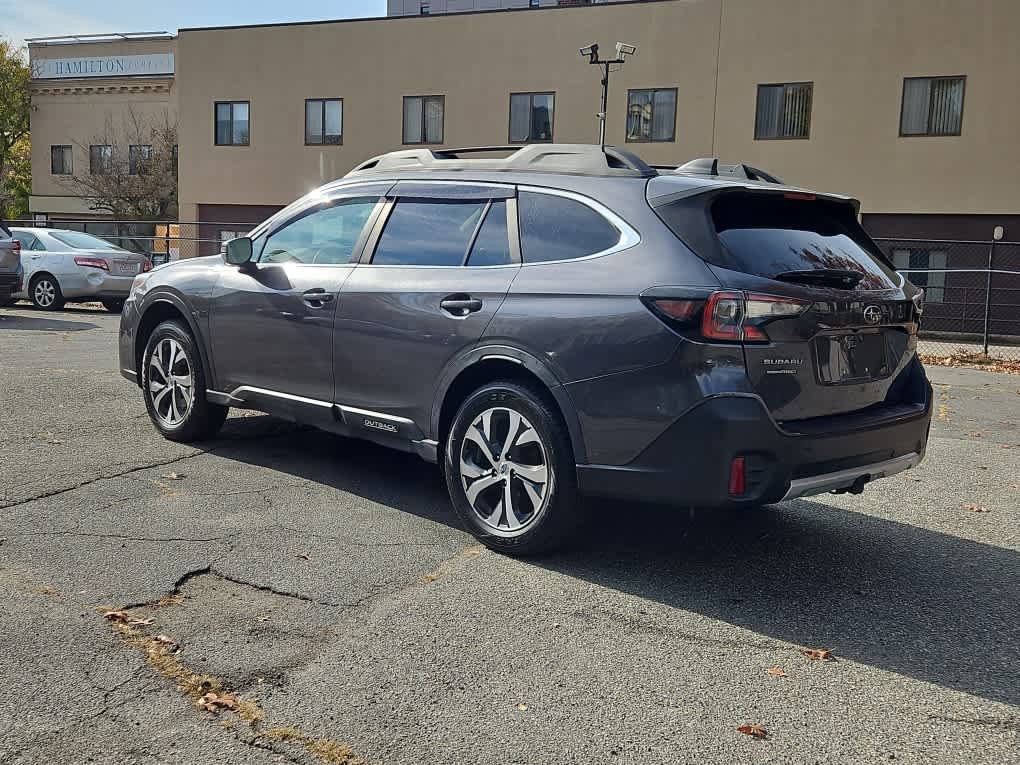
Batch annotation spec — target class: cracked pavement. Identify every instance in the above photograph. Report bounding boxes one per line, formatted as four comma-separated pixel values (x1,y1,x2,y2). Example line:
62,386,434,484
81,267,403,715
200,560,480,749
1,304,1018,764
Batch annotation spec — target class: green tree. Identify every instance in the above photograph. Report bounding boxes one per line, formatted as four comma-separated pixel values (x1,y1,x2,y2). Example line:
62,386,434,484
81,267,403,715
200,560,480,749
0,38,32,219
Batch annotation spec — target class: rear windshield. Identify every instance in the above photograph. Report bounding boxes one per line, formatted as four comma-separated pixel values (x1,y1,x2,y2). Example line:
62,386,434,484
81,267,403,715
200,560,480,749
48,231,123,251
711,193,898,290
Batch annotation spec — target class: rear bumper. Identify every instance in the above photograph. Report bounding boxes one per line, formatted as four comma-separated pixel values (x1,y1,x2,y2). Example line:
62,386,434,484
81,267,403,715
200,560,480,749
0,271,22,296
60,272,136,299
577,383,932,507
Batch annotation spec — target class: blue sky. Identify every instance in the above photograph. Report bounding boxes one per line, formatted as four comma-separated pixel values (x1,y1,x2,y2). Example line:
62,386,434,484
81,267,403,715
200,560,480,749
2,0,387,48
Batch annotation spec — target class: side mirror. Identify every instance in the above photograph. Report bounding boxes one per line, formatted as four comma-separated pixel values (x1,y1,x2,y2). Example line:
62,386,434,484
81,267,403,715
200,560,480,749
224,236,253,266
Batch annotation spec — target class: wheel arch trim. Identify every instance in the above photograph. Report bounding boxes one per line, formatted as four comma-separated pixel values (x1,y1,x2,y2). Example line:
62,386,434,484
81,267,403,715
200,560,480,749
135,290,216,390
430,344,588,464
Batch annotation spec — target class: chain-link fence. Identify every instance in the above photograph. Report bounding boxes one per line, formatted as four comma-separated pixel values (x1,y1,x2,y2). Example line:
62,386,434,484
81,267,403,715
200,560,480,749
8,219,1019,361
873,237,1020,361
5,218,255,262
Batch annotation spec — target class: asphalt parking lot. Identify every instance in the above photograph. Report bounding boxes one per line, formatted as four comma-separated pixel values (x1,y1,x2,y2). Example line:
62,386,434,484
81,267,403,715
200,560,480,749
1,303,1017,765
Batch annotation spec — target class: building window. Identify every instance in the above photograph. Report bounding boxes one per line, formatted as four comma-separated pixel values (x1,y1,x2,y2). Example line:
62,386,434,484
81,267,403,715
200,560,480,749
893,249,946,303
215,101,250,146
626,88,677,142
530,0,541,6
755,82,812,140
420,2,430,14
900,76,965,137
50,145,72,175
129,144,153,175
509,92,555,143
89,145,112,174
403,95,444,145
305,99,343,145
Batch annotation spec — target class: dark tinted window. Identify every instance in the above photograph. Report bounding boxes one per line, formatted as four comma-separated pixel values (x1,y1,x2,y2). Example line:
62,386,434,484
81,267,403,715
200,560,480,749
711,193,898,290
467,201,511,266
12,232,40,250
373,199,487,266
518,191,620,263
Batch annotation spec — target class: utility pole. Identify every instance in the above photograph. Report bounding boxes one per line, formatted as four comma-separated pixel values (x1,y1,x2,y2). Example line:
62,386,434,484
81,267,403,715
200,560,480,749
580,42,636,149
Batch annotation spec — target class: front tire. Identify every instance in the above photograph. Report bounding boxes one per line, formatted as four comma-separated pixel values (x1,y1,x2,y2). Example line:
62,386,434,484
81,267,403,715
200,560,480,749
445,381,579,556
141,320,227,442
30,274,65,311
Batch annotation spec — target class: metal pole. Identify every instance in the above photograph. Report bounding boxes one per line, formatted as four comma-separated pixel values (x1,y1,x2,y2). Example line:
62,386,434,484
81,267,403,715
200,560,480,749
981,238,995,355
599,61,610,148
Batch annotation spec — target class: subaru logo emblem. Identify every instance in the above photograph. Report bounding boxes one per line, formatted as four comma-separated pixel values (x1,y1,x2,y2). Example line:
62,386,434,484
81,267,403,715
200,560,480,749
863,305,882,325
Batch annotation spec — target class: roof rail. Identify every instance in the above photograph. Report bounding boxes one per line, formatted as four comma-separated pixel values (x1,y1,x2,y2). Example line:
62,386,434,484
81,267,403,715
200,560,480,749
347,144,656,178
661,157,783,184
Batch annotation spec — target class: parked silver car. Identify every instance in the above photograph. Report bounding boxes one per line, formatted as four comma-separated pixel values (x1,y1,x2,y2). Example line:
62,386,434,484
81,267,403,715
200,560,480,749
0,221,23,306
11,227,151,312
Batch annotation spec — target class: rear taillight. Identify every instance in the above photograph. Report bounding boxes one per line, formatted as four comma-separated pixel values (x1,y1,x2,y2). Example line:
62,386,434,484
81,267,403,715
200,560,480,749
142,259,153,272
11,239,20,256
646,291,810,344
74,256,109,271
702,291,809,343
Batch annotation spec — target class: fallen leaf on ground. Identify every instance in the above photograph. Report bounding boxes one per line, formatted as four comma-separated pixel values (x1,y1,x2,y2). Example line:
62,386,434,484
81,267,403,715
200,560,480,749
965,432,983,437
516,703,528,712
962,503,988,513
198,692,238,713
153,634,179,649
800,648,834,661
737,723,767,739
766,667,787,678
295,553,310,560
101,610,153,626
256,615,271,622
162,472,185,480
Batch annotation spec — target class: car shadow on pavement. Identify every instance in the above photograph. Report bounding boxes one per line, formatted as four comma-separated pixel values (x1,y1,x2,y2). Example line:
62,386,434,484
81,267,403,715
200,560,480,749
0,313,100,332
210,421,1019,708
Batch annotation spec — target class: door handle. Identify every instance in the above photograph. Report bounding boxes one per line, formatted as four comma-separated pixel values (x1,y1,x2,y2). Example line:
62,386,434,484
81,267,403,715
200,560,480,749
302,288,335,307
440,295,483,316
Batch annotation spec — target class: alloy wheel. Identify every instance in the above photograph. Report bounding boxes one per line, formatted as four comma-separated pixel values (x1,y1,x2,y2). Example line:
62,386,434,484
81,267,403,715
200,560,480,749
34,279,56,308
148,338,194,427
459,407,550,536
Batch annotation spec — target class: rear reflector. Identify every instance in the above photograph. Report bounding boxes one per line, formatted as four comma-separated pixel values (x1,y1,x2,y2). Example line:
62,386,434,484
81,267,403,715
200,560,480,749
729,457,746,496
783,192,817,201
74,256,109,271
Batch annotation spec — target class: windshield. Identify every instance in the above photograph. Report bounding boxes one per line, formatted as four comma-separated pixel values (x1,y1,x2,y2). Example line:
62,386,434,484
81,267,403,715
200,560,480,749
711,193,899,290
49,231,124,251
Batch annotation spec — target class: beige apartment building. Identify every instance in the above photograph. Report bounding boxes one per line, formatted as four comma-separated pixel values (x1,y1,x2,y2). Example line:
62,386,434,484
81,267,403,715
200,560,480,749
28,0,1020,252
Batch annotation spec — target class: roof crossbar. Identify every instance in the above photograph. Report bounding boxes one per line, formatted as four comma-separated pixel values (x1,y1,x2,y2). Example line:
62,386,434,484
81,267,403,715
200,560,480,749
347,144,657,178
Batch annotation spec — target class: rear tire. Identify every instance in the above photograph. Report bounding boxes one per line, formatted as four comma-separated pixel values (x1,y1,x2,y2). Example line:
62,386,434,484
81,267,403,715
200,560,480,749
101,299,125,313
141,320,228,442
30,274,65,311
445,381,580,556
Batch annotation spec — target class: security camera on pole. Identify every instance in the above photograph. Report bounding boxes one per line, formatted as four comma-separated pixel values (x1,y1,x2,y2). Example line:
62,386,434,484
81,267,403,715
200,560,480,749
579,42,637,149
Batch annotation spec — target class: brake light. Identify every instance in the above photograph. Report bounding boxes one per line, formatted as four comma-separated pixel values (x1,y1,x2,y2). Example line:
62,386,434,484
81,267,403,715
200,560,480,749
11,239,20,256
702,291,810,343
651,299,701,322
74,256,109,271
142,258,153,272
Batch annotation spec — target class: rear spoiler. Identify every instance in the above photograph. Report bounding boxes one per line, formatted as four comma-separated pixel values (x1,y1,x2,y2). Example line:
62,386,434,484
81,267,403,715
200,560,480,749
651,157,784,185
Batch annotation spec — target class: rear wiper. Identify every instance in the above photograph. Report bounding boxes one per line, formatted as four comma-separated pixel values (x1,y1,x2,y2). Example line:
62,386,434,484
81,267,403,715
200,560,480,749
774,269,864,289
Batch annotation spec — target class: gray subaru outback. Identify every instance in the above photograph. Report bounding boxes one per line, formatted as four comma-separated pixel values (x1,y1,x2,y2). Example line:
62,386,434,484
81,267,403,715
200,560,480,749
119,145,931,554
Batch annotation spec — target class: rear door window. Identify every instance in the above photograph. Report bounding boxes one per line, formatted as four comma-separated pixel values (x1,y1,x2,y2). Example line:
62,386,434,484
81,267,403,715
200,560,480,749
710,193,898,289
466,201,511,266
372,199,488,266
518,191,620,263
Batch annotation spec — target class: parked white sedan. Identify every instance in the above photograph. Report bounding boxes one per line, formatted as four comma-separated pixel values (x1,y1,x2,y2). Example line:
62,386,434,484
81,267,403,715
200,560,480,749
10,228,151,312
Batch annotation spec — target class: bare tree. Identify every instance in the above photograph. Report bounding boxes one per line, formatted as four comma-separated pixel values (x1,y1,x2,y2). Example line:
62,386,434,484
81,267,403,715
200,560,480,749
60,108,178,220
